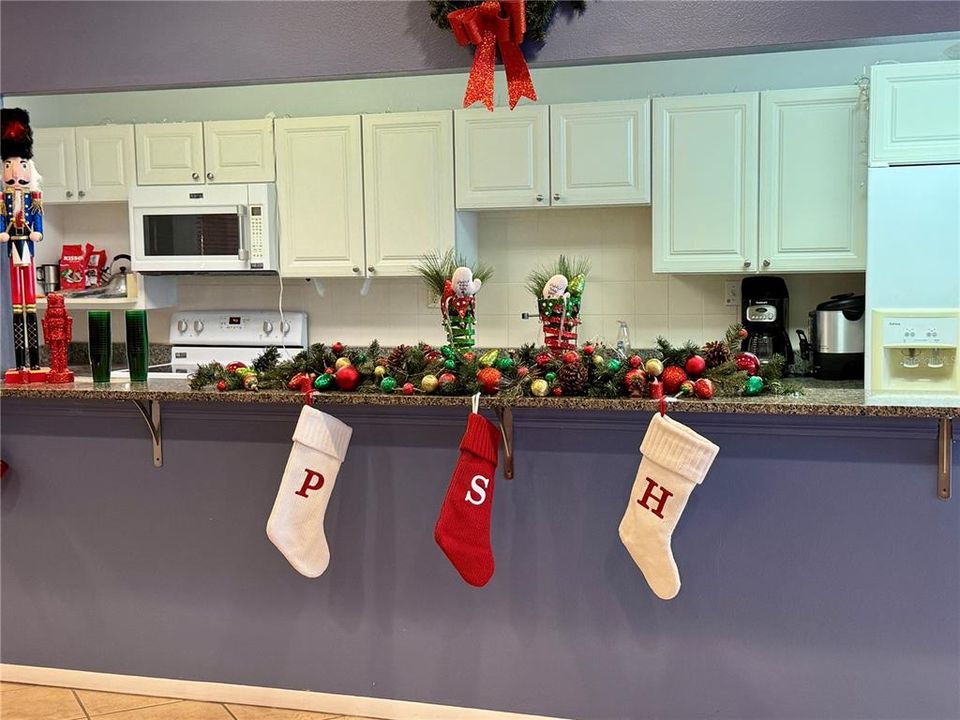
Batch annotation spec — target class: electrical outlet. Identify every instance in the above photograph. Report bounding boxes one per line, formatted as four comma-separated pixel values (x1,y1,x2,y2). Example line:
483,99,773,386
724,281,740,308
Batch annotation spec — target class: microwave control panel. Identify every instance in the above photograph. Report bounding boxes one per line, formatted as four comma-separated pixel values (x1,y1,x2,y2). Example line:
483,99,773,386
249,205,265,269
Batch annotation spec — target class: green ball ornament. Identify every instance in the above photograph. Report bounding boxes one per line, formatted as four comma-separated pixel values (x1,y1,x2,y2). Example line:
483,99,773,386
444,358,457,370
380,376,397,393
496,357,514,370
313,374,333,391
744,375,765,396
607,358,622,372
441,346,454,359
545,371,557,382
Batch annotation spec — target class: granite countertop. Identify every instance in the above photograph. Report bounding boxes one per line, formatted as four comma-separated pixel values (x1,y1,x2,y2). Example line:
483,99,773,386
2,374,956,418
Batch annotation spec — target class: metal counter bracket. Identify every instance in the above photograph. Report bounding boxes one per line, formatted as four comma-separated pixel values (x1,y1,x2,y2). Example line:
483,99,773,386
495,405,514,480
131,400,163,468
938,417,952,501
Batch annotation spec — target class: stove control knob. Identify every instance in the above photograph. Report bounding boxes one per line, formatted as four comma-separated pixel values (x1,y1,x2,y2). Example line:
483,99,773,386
281,321,291,335
194,319,204,334
177,319,188,334
263,320,274,335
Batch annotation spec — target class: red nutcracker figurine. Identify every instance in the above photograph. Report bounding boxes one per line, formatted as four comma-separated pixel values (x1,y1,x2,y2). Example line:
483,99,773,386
2,109,46,383
41,293,74,384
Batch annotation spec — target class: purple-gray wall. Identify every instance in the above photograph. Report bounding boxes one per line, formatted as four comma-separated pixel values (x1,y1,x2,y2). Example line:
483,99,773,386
2,399,958,719
2,1,959,94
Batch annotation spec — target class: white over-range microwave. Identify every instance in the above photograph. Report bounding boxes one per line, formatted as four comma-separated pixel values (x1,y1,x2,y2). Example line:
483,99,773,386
129,183,279,273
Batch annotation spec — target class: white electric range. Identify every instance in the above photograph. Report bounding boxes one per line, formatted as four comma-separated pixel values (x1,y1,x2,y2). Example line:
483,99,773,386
111,310,308,379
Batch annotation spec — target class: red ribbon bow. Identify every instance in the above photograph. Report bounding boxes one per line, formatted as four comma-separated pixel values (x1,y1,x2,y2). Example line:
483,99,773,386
448,0,537,111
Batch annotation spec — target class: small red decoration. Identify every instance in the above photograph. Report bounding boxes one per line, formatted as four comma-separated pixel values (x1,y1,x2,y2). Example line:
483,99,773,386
693,378,715,400
464,351,475,362
734,352,761,376
439,372,457,385
447,0,536,111
628,355,642,369
331,341,344,354
536,352,551,367
562,350,579,365
738,328,749,338
660,366,688,395
551,386,563,396
216,380,227,392
41,294,74,384
334,364,361,391
225,361,246,373
685,355,706,377
582,344,594,356
517,366,529,378
648,379,664,399
402,382,415,396
477,366,502,394
287,372,315,392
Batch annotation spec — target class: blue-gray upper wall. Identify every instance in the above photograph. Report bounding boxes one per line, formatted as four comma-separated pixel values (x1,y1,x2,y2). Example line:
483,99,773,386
3,1,959,95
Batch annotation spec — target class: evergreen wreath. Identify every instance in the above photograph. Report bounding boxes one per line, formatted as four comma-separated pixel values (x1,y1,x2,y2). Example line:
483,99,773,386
429,0,587,43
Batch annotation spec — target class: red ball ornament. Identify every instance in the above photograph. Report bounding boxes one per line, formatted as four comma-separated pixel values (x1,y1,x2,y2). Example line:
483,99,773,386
693,378,715,400
439,372,457,385
477,367,502,394
582,344,595,356
552,386,563,396
331,341,344,355
624,368,647,389
734,352,761,376
402,382,415,396
225,361,246,374
685,355,706,377
536,353,551,367
464,352,475,362
334,364,361,391
325,367,335,375
517,366,530,378
629,355,643,369
216,379,227,392
660,366,688,395
562,350,579,365
738,328,749,339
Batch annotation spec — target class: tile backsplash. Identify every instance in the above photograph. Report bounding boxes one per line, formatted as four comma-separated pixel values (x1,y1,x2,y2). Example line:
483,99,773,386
41,205,864,352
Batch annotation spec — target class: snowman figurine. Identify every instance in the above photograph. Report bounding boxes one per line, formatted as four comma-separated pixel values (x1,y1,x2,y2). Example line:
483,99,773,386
542,273,570,301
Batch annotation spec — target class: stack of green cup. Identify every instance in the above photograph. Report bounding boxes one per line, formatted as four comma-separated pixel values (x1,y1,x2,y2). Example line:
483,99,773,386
88,311,112,383
125,310,149,382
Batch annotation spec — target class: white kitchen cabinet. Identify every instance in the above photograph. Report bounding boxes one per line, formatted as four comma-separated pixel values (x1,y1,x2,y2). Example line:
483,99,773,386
869,60,960,166
75,125,136,202
759,86,867,272
653,93,760,273
455,106,549,209
550,99,650,206
135,122,204,185
275,116,365,277
362,111,455,276
32,128,77,203
203,119,276,183
33,125,134,203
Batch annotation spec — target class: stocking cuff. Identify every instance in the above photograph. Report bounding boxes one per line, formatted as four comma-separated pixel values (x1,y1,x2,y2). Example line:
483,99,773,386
460,412,500,464
291,405,353,462
640,413,718,485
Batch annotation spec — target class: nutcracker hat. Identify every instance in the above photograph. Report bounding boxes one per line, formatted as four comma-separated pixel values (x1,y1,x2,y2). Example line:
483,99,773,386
2,108,34,160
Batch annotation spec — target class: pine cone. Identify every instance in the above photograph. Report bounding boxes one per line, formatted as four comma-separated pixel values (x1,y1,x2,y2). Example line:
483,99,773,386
558,362,589,395
386,345,409,375
702,340,731,369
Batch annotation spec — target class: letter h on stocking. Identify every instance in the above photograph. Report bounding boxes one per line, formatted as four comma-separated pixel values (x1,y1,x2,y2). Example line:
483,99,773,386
637,477,672,519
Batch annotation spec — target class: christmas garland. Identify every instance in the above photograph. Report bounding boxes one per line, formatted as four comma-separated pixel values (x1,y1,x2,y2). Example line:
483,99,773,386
189,324,802,400
429,1,587,43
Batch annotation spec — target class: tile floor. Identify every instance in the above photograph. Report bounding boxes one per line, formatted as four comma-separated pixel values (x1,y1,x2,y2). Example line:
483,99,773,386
0,683,383,720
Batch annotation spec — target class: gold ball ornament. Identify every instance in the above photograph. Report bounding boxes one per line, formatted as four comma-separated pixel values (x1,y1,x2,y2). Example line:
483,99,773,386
530,378,549,397
374,365,386,378
421,374,439,393
644,358,664,377
335,357,352,371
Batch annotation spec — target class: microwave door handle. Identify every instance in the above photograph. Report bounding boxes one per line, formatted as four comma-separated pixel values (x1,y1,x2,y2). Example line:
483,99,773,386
236,205,248,262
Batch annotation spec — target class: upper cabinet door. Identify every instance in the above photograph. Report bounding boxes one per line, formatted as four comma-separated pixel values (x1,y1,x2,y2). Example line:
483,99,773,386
869,60,960,166
75,125,135,202
759,87,867,273
275,116,365,278
550,99,651,206
203,119,276,183
32,128,77,203
455,106,549,209
362,111,455,276
135,122,204,185
652,93,760,274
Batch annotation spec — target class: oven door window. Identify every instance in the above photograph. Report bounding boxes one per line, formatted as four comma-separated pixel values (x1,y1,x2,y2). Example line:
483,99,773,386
142,212,241,257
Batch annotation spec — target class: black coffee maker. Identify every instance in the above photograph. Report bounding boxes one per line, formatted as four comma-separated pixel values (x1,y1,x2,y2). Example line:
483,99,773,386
741,276,794,366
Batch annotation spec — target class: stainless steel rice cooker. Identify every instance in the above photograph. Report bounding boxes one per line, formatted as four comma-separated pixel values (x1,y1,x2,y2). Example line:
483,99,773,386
811,293,865,380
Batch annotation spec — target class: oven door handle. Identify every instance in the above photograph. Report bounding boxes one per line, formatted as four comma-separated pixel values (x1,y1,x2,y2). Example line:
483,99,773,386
236,205,249,263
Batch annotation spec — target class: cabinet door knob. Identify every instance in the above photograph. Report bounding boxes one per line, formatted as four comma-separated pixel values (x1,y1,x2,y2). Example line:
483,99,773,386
535,194,544,202
743,260,752,268
762,259,771,268
367,266,376,273
192,172,201,181
553,193,560,201
352,266,360,273
65,190,74,198
206,172,214,180
77,190,86,198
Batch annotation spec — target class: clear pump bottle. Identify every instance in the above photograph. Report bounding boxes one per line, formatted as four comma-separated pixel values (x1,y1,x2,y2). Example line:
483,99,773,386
616,320,631,357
